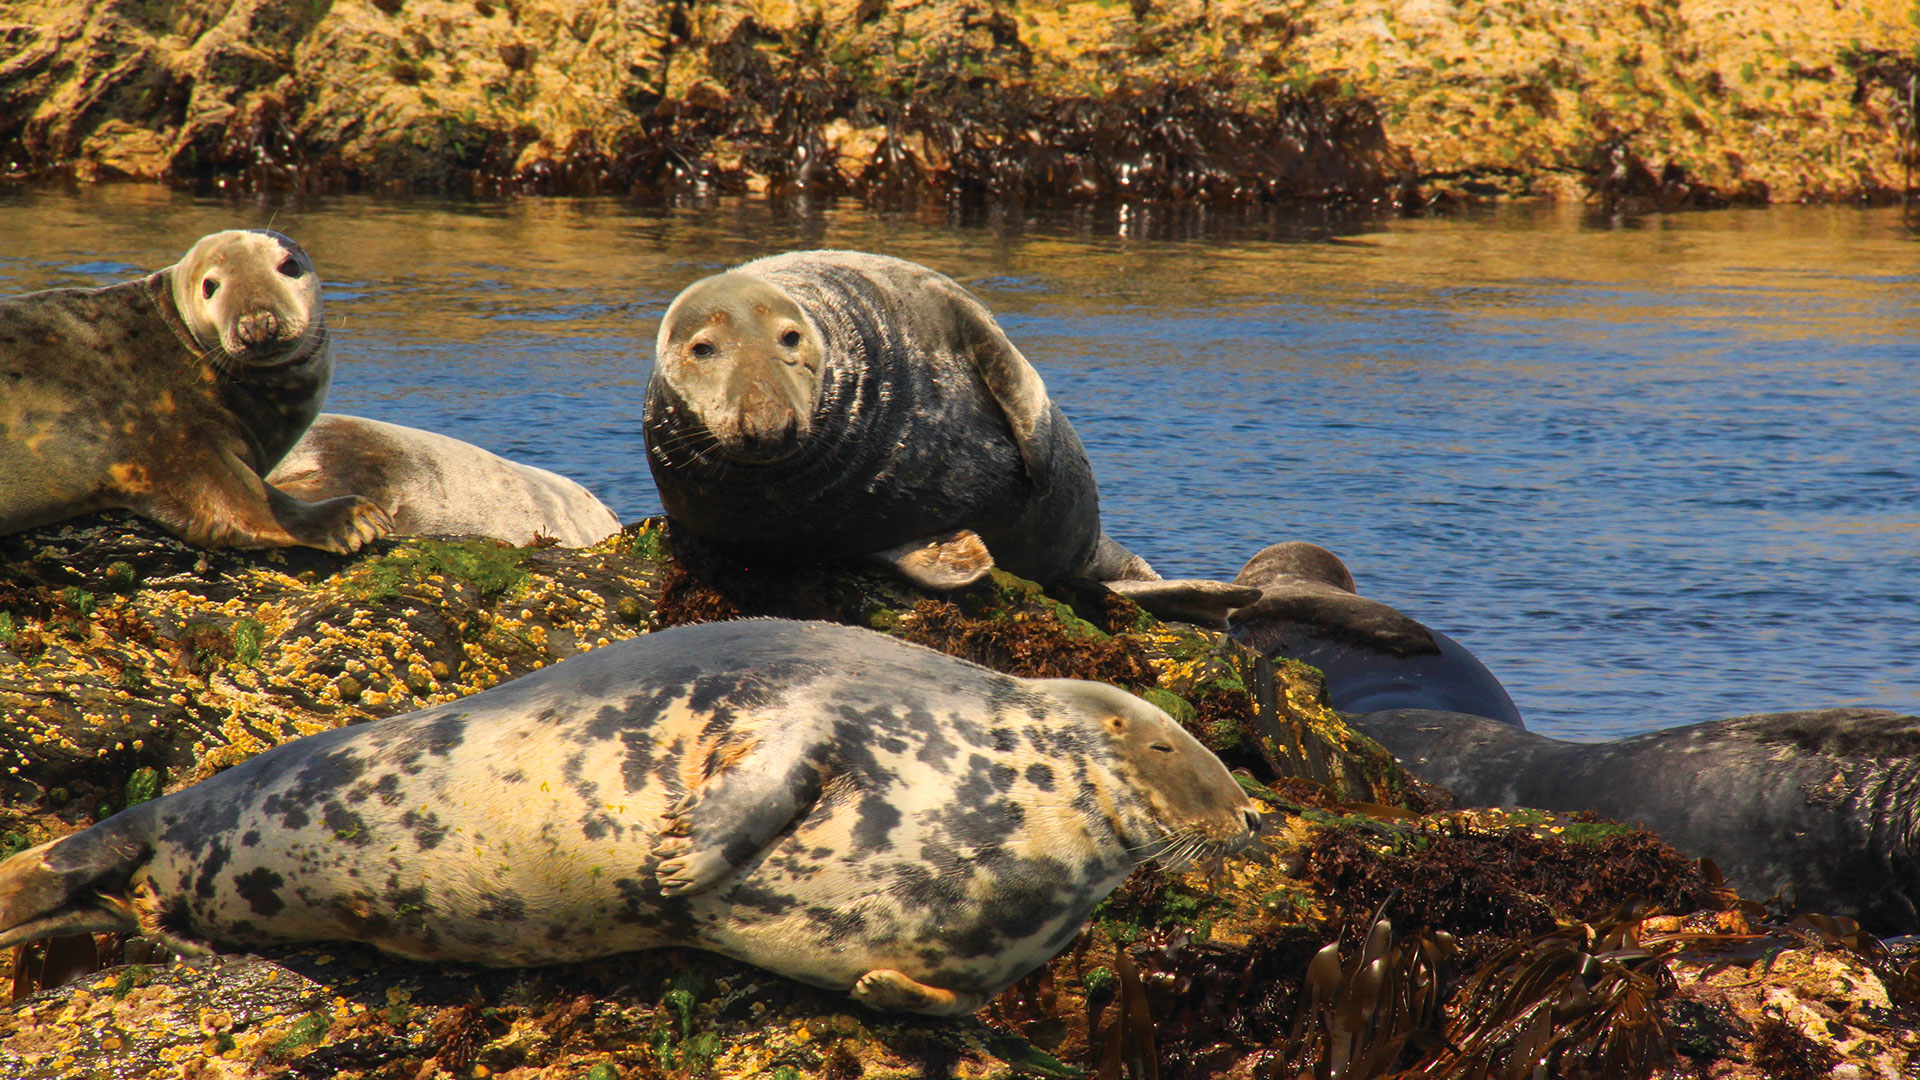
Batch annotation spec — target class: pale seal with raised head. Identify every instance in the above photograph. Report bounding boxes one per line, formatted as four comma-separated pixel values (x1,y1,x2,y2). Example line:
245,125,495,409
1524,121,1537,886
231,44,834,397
1353,707,1920,930
0,619,1258,1014
642,250,1257,627
0,230,390,552
268,413,622,548
1229,541,1523,727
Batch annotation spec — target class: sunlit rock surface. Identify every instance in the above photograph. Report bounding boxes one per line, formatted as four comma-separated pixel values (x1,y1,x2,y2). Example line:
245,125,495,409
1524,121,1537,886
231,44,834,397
0,0,1909,203
5,514,1918,1076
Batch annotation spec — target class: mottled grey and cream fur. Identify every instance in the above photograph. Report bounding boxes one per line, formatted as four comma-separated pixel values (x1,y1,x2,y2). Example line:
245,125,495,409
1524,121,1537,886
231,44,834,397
269,414,622,548
643,251,1257,626
1229,541,1523,727
0,230,390,552
0,620,1258,1015
1353,707,1920,931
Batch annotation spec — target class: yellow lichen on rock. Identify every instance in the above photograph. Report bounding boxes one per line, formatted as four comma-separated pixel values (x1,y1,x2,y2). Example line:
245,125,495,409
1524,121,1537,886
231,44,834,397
0,0,1906,201
1282,0,1915,201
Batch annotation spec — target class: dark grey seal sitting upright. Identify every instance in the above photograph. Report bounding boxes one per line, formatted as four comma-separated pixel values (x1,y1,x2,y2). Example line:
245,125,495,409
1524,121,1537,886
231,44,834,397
269,414,622,548
1353,707,1920,931
0,230,390,553
1228,541,1523,726
642,250,1257,626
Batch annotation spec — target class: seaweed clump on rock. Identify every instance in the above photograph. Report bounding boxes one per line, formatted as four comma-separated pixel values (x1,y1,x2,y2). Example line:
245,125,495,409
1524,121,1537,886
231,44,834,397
5,513,1920,1077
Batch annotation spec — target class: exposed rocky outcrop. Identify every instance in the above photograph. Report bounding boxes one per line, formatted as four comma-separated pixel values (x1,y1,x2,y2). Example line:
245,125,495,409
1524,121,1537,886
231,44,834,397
0,0,1911,204
4,515,1919,1077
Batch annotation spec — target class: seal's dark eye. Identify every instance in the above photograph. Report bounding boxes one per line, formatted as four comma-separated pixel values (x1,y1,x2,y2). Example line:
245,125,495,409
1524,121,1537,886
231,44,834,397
780,329,802,348
1149,743,1175,753
690,342,715,359
202,277,220,299
277,257,304,278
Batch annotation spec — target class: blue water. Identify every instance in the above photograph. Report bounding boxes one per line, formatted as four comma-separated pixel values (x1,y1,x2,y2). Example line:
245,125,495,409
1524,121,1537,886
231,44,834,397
1,189,1914,739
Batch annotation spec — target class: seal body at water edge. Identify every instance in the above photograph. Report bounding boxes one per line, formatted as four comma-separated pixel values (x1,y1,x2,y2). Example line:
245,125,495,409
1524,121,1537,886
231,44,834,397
0,619,1258,1016
0,230,390,553
642,250,1258,626
1228,541,1523,727
1352,707,1920,931
268,414,622,548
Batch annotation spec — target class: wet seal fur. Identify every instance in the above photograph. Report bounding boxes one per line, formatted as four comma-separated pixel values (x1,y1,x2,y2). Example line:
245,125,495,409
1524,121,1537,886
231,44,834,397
1353,707,1920,930
1229,541,1523,726
0,230,390,553
643,250,1258,627
0,619,1258,1015
269,413,622,548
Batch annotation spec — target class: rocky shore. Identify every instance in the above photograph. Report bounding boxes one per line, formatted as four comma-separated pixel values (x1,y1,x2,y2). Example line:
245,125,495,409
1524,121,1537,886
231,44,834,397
3,515,1919,1078
1,0,1913,206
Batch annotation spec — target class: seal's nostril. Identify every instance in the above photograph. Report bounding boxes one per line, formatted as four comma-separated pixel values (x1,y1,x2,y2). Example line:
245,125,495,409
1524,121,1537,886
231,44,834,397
1243,808,1262,833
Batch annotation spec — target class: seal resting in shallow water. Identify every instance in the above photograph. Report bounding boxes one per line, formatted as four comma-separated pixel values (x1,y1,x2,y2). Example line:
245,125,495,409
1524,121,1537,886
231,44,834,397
0,230,390,553
1229,541,1523,727
642,250,1258,626
0,619,1258,1015
269,414,622,548
1352,706,1920,930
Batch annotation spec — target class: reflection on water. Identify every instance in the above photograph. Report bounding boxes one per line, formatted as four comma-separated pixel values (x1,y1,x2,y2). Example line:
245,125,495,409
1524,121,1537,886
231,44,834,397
1,187,1914,739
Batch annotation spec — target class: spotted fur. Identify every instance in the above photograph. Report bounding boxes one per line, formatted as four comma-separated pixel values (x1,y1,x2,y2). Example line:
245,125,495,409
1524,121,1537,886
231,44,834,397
0,230,390,552
0,620,1257,1015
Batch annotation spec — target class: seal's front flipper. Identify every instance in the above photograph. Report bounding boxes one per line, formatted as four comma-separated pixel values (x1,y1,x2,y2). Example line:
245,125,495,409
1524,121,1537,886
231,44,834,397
1106,579,1263,630
851,968,986,1016
933,279,1055,493
869,529,994,590
654,738,828,896
0,831,145,951
139,445,392,553
264,486,394,554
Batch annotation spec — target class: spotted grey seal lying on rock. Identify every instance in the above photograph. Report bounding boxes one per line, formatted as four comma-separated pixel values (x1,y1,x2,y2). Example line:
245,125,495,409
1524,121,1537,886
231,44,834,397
0,619,1258,1015
1352,707,1920,930
642,250,1258,627
1228,541,1523,726
0,230,390,553
268,414,622,548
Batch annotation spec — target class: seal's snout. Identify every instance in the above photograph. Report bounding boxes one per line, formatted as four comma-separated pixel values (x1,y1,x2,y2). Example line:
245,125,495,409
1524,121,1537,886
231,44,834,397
726,371,806,461
236,309,282,348
736,409,800,457
1243,806,1263,835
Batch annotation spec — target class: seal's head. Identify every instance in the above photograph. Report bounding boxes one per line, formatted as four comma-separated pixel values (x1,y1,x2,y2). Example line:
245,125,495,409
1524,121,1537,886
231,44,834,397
170,229,324,367
1228,540,1440,659
1050,681,1262,861
1234,541,1357,594
654,272,825,464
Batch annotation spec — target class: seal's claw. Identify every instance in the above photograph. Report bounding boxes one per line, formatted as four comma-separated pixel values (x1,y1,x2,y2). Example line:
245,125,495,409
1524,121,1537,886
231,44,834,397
655,848,732,896
850,969,980,1016
340,498,394,552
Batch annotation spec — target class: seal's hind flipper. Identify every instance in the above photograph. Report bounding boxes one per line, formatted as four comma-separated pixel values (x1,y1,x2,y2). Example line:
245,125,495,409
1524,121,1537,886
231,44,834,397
869,529,994,590
0,830,146,951
653,738,829,897
850,968,985,1016
1105,579,1263,630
